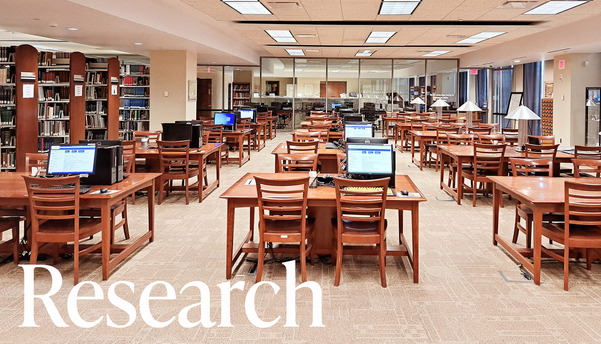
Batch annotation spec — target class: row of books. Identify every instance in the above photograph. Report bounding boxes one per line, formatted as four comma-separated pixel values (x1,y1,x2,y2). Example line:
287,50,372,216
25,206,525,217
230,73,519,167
119,121,147,132
38,52,70,66
233,85,250,91
38,104,67,119
39,87,69,101
1,129,15,146
121,65,149,75
121,87,147,97
1,151,15,168
120,109,148,121
86,101,104,114
39,71,69,84
38,137,66,152
87,131,107,140
122,99,147,108
0,89,15,104
0,109,15,125
231,92,250,98
86,87,108,100
87,71,107,85
0,47,15,63
0,67,15,84
122,75,150,86
86,113,106,129
38,120,68,137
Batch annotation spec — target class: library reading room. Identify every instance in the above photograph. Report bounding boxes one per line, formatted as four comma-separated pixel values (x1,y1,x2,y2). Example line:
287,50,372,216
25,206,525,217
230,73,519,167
3,0,601,342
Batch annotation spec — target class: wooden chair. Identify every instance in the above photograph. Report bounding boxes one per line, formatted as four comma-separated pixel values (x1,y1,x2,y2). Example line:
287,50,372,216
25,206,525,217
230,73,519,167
286,140,319,154
467,127,492,135
429,127,460,171
202,130,210,145
255,176,314,282
477,123,499,132
575,145,601,159
524,144,559,160
206,125,229,164
333,177,389,287
403,122,424,151
157,140,199,205
444,133,474,189
573,159,601,177
239,118,258,150
527,135,555,145
477,134,506,144
133,130,161,147
509,158,556,248
294,131,321,142
541,181,601,290
336,153,346,174
308,124,330,142
23,175,103,285
277,153,318,172
25,153,48,176
461,143,506,207
0,216,20,264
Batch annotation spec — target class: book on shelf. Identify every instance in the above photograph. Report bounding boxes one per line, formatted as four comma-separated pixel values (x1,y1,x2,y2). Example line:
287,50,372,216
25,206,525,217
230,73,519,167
1,151,16,168
38,137,66,152
86,113,106,129
0,47,15,63
38,103,67,119
86,100,104,114
0,109,15,125
20,71,36,81
38,70,69,84
1,129,15,146
86,130,107,140
38,120,67,137
0,67,15,84
0,89,15,104
73,74,84,82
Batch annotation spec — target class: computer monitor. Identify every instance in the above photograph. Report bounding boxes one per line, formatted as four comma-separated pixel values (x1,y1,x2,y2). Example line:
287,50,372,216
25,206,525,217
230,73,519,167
344,122,374,140
527,136,541,145
346,143,395,188
238,109,256,122
346,137,388,144
79,140,121,146
168,122,203,148
47,144,97,176
214,112,235,126
343,114,363,124
331,103,342,110
256,106,268,113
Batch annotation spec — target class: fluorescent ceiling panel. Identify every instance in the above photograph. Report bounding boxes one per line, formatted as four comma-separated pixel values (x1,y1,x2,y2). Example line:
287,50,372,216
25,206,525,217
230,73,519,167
286,49,305,56
423,50,450,56
365,31,396,44
356,50,374,57
223,1,272,15
457,31,505,44
379,1,420,15
524,0,587,15
265,30,296,43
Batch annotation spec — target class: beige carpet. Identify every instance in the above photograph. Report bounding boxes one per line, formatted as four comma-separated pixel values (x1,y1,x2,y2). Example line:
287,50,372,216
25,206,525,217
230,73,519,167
2,131,601,343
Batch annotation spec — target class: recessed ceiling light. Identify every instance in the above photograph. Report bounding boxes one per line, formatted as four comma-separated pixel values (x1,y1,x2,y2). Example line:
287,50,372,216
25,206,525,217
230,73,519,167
286,49,305,56
365,31,396,44
524,0,587,15
305,49,320,52
134,42,143,46
514,59,521,63
356,50,374,57
265,30,296,43
223,0,272,15
330,70,340,73
379,0,421,15
457,32,505,44
67,27,78,31
297,34,317,38
423,50,451,57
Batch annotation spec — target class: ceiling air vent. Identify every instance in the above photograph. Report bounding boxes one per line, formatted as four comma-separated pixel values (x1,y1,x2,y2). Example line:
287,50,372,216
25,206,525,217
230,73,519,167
497,1,539,9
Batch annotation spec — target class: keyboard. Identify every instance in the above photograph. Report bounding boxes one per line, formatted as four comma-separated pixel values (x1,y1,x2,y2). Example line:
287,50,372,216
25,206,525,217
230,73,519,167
54,184,91,194
344,186,396,196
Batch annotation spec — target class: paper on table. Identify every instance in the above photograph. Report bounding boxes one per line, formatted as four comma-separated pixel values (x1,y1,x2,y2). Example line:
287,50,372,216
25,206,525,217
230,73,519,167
399,192,421,198
90,190,120,195
245,179,256,185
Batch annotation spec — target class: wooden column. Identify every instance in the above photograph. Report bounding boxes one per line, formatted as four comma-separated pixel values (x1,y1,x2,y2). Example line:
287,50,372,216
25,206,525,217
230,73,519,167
107,57,120,140
15,45,38,172
69,52,86,144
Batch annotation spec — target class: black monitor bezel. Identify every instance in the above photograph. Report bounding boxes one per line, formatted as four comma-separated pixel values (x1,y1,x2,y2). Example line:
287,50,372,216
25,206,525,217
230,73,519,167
46,144,97,176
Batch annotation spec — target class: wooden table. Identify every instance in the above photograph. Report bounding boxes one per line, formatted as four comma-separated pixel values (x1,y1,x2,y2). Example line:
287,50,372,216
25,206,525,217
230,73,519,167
222,129,252,167
489,176,601,285
249,122,267,151
259,116,277,139
393,122,412,151
293,129,344,142
271,142,343,173
438,145,575,204
0,172,159,280
382,116,401,137
220,173,427,282
136,143,222,202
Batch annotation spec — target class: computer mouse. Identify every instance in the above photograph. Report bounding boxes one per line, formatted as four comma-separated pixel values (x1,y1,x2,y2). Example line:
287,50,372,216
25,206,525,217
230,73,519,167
100,188,108,194
401,190,409,196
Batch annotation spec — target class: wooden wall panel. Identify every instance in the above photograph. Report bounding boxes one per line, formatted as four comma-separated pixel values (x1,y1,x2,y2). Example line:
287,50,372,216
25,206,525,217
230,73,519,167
69,52,86,144
107,58,120,140
15,45,38,171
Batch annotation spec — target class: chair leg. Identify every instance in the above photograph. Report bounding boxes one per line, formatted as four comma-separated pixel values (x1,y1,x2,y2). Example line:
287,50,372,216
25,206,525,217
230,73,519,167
122,203,130,240
12,225,19,264
158,179,165,205
586,249,592,270
300,238,307,283
512,206,520,244
30,240,38,265
185,178,190,205
334,241,343,286
525,216,532,249
563,245,569,291
256,239,265,283
472,181,477,207
74,240,79,285
379,241,387,288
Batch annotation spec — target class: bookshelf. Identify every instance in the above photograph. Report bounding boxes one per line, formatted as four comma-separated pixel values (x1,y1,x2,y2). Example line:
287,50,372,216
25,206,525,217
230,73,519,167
15,45,38,171
37,52,70,152
85,58,108,140
119,63,150,140
229,82,251,109
0,46,16,171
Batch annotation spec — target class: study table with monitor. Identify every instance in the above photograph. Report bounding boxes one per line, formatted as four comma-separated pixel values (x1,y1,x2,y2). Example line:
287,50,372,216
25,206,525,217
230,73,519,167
272,142,343,173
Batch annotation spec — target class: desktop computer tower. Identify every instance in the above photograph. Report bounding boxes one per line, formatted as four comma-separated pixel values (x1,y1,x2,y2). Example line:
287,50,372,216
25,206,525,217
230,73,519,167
81,145,121,185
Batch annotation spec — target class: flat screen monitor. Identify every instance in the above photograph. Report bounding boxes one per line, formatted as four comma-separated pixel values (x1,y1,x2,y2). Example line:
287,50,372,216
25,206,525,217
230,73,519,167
47,144,97,176
343,114,363,123
331,103,342,110
527,136,541,145
344,122,374,140
346,143,394,176
256,106,268,113
79,140,121,146
346,137,388,144
214,112,236,126
162,123,192,141
238,109,256,122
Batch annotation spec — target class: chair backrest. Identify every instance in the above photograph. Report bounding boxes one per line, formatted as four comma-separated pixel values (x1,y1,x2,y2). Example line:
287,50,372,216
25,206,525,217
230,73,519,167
447,133,473,145
333,177,389,234
572,159,601,177
473,143,506,175
524,143,559,160
133,131,161,146
311,120,333,126
255,176,310,234
435,128,460,145
528,135,555,145
286,140,319,154
336,153,346,174
239,118,251,130
202,130,210,145
477,134,506,144
206,126,223,143
25,153,48,177
564,181,601,230
294,131,321,142
23,175,81,235
308,125,330,142
440,118,457,123
277,153,318,172
121,140,136,174
478,123,499,132
468,127,492,135
157,140,191,175
575,145,601,159
503,128,518,134
509,157,553,177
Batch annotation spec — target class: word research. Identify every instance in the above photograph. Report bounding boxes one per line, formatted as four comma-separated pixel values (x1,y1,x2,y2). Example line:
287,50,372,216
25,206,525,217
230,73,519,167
20,260,324,329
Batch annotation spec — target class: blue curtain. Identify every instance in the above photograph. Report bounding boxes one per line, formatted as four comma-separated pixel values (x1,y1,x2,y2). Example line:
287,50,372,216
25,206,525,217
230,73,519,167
476,70,488,109
523,62,542,135
458,71,468,106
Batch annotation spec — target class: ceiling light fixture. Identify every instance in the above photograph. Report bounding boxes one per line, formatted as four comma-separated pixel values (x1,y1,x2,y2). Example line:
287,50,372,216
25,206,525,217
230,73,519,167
66,27,78,31
379,0,421,15
305,49,320,52
365,31,396,44
286,49,305,56
297,34,317,38
524,0,587,15
422,50,451,57
514,59,521,63
133,42,143,46
356,50,374,57
222,0,272,15
265,30,296,43
457,32,505,44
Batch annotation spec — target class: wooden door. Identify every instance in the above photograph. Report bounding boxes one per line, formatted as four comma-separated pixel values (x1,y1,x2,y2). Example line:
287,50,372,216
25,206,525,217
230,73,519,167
320,81,347,98
197,79,212,118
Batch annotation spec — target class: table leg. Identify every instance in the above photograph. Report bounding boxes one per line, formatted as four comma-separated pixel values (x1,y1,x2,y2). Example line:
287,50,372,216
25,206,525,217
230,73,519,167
148,183,155,242
419,139,425,170
411,135,416,162
412,203,419,283
493,185,500,246
440,152,445,189
398,209,403,244
226,202,235,279
246,134,251,161
456,157,464,205
216,147,221,187
533,208,542,285
101,200,111,280
400,129,406,152
250,207,255,242
238,136,244,167
384,119,389,137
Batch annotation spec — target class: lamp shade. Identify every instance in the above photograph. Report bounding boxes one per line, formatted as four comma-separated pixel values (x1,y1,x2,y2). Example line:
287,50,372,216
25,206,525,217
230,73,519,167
505,105,540,120
457,101,482,112
431,99,449,108
586,99,595,107
411,97,425,105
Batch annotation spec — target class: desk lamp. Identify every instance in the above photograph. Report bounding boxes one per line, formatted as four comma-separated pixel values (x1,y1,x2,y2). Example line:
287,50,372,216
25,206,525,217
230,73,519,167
505,105,540,151
411,97,425,114
456,101,482,128
431,99,449,120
